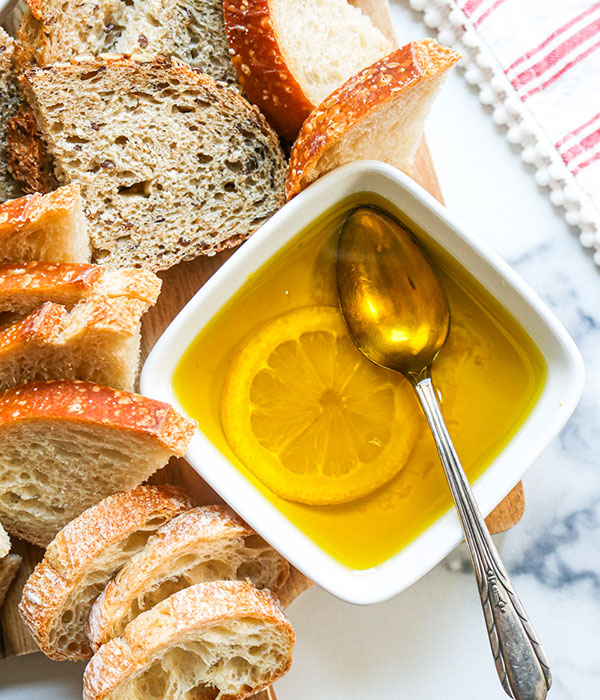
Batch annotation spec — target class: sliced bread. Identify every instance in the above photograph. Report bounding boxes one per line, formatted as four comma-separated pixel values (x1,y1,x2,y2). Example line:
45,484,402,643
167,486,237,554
0,380,195,547
0,185,90,263
224,0,392,140
17,54,286,270
17,0,238,85
0,553,22,608
0,518,10,559
0,28,21,202
83,580,295,700
19,485,193,660
0,261,161,315
0,295,148,391
286,39,461,198
88,505,290,649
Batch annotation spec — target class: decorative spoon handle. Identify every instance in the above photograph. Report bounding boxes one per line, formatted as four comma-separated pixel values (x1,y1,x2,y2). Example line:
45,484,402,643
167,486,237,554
414,376,552,700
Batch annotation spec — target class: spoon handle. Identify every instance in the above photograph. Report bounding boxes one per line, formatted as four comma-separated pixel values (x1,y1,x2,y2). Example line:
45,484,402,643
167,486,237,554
414,376,552,700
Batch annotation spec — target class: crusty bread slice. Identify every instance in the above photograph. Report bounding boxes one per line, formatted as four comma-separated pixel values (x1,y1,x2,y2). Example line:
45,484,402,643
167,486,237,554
0,519,10,559
0,28,22,202
0,295,149,391
17,0,238,86
19,485,193,661
0,380,195,547
18,54,286,270
88,505,290,649
0,261,161,315
0,554,22,608
286,40,460,198
224,0,392,140
0,185,90,263
83,580,295,700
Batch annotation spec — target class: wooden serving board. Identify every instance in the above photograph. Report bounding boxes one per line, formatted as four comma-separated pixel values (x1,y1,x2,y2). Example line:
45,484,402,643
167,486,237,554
0,0,524,664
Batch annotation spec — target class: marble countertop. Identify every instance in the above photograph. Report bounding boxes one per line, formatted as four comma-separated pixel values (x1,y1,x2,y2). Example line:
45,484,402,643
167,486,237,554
1,2,599,698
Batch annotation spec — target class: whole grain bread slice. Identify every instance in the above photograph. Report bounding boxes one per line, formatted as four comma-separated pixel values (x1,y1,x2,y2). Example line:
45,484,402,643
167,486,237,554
0,261,161,315
88,505,290,649
17,0,238,86
0,28,22,202
19,485,193,661
17,54,286,270
83,580,295,700
286,40,460,198
0,295,148,391
224,0,392,140
0,185,90,263
0,380,195,547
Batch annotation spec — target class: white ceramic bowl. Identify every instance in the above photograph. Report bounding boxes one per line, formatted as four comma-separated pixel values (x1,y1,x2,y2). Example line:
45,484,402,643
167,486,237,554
141,162,584,605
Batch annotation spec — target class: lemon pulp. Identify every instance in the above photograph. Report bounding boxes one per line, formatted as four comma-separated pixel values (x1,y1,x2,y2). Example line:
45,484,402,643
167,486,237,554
222,306,419,505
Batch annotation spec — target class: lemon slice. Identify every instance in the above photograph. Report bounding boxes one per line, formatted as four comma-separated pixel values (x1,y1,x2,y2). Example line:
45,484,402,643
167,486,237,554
221,306,420,505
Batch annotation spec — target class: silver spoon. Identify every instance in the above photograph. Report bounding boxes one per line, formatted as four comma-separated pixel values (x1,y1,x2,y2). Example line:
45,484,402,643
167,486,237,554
336,206,551,700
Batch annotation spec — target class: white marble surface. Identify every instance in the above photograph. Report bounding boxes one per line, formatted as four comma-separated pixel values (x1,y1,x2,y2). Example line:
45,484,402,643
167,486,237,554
2,2,599,698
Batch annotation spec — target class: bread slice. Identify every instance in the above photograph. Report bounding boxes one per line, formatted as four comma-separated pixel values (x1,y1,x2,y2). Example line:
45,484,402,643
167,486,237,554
0,28,22,202
17,0,238,86
0,261,161,315
0,553,22,608
19,485,193,661
0,380,195,547
17,54,286,270
0,185,90,263
286,40,460,198
224,0,392,140
0,519,10,559
83,580,294,700
88,505,290,649
0,295,149,391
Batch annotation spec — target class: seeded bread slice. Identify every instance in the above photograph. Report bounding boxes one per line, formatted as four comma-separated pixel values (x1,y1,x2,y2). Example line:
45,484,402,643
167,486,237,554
17,0,238,85
0,295,148,391
19,485,193,660
88,505,290,649
17,54,286,270
0,28,21,201
0,380,196,547
0,554,22,608
286,40,460,198
83,581,295,700
0,261,161,315
0,185,90,263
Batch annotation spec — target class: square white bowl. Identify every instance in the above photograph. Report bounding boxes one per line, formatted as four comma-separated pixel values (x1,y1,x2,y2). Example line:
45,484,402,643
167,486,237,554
141,161,584,605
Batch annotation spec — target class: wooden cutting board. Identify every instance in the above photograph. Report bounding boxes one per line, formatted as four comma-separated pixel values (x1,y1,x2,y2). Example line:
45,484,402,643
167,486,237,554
0,0,525,662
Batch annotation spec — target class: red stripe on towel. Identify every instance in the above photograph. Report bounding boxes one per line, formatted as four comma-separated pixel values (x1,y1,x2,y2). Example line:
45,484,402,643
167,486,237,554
556,112,600,149
562,128,600,166
571,149,600,176
475,0,507,26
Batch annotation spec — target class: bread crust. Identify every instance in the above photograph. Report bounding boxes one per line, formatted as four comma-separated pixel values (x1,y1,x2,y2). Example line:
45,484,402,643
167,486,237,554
0,184,80,236
83,580,295,700
6,107,57,194
0,380,196,454
224,0,315,141
0,553,21,608
88,505,290,649
0,261,161,313
286,39,460,199
19,485,193,660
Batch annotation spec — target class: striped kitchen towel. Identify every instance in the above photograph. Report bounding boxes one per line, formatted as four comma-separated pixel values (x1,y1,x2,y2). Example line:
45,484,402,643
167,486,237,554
409,0,600,265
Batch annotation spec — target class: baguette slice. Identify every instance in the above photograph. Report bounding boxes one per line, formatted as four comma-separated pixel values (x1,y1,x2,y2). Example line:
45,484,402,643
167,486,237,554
0,380,196,547
224,0,392,140
0,553,22,608
19,485,193,661
18,54,286,270
286,40,461,199
0,296,147,391
83,581,295,700
0,185,90,263
17,0,238,86
0,261,161,315
88,505,290,649
0,29,22,201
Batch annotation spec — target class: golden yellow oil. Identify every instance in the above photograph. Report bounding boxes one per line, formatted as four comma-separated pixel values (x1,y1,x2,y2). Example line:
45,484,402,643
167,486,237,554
174,194,546,570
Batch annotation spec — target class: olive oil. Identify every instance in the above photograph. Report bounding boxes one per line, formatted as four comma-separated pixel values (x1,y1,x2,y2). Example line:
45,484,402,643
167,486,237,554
174,194,546,570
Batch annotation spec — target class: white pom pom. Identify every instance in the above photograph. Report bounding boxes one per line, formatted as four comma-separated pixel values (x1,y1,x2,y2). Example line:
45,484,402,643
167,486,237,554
563,185,578,204
424,8,442,27
550,189,564,206
580,230,597,247
476,52,493,69
548,163,564,181
507,125,522,144
579,206,596,225
493,105,508,124
535,168,550,187
565,208,580,225
448,8,464,25
465,67,483,84
409,0,428,10
437,29,455,45
462,30,479,48
491,75,506,93
479,87,495,105
522,146,536,164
